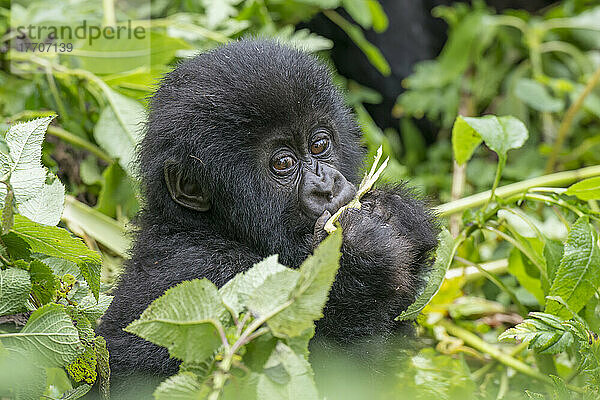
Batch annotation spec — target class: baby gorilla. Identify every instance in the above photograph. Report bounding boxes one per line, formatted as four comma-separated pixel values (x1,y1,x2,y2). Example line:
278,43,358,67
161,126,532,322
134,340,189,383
98,39,438,383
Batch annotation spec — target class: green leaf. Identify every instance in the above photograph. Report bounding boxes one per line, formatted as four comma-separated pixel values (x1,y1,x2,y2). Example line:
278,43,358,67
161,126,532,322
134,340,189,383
544,239,564,288
30,259,59,305
154,372,210,400
125,279,228,364
59,384,92,400
0,116,65,226
0,303,83,367
3,215,102,299
458,115,529,159
247,229,343,338
0,267,31,316
545,217,600,319
499,312,573,354
514,78,565,112
508,248,545,306
77,293,113,323
256,343,319,400
452,116,483,165
93,89,145,176
18,177,65,226
343,0,372,29
565,177,600,200
396,229,455,321
220,255,288,317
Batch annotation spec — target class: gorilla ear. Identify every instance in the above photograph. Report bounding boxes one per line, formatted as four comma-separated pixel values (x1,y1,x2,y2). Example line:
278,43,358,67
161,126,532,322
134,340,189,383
164,161,211,211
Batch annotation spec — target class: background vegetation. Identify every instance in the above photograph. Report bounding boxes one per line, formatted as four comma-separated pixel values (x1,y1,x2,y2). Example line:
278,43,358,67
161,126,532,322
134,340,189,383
0,0,599,399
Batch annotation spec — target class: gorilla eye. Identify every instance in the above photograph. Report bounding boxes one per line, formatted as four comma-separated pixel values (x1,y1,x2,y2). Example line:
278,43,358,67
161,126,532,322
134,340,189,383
311,137,330,155
271,154,296,172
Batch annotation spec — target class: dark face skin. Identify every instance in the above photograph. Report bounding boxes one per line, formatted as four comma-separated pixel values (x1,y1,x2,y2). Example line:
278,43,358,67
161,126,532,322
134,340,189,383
264,126,356,222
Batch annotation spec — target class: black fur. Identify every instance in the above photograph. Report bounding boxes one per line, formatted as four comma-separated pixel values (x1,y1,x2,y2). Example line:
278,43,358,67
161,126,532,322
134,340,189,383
97,39,438,385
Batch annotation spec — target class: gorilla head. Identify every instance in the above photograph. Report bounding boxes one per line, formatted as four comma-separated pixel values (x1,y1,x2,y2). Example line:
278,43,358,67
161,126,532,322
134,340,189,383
141,40,364,265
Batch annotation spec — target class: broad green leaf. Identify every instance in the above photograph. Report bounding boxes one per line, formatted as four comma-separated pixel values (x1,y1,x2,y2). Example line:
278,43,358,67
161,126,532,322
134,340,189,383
30,259,58,305
343,0,372,29
59,384,92,400
0,116,65,225
565,177,600,200
397,229,455,321
248,229,343,338
78,293,113,322
0,267,31,316
2,215,102,300
508,248,545,306
18,177,65,226
93,89,145,176
545,217,600,319
499,312,573,354
256,343,319,400
125,279,228,364
220,255,288,317
154,372,210,400
0,303,83,367
452,116,483,165
514,78,564,112
458,115,528,158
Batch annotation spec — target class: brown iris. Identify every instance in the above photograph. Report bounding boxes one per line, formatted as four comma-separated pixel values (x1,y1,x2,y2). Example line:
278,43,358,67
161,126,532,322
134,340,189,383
311,137,329,155
272,155,295,171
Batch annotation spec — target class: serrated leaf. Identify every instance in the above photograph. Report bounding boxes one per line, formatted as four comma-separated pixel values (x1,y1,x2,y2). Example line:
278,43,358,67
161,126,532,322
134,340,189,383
397,229,455,321
30,259,59,305
125,279,228,364
154,372,210,400
18,178,65,226
0,267,31,316
545,217,600,319
93,90,144,176
499,312,573,354
220,255,288,317
77,293,113,323
457,115,528,159
2,214,102,299
0,303,83,367
247,229,343,338
514,78,564,112
565,177,600,201
257,342,319,400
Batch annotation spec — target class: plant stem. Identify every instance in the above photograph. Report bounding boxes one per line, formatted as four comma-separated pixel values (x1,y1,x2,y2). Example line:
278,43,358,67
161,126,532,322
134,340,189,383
485,155,506,209
438,319,585,394
47,126,112,163
436,165,600,217
545,65,600,173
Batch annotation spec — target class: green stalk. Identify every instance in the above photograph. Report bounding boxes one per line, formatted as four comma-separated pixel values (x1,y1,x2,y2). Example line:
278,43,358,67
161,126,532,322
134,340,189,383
47,126,112,163
435,165,600,217
485,155,506,209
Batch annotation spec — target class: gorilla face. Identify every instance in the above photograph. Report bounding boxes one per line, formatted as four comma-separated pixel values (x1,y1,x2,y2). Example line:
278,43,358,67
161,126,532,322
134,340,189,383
264,125,356,220
143,40,364,263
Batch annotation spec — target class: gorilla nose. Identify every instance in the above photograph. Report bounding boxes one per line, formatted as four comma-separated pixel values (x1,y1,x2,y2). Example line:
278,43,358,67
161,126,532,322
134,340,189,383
300,164,356,219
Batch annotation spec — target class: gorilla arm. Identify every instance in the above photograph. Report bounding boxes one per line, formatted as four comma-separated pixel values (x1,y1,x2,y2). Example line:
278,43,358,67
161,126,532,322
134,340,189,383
314,186,438,343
